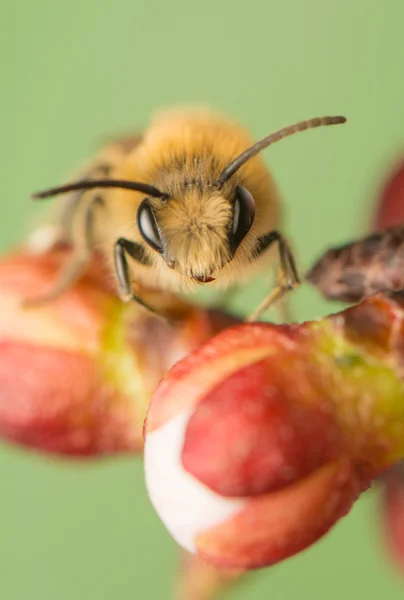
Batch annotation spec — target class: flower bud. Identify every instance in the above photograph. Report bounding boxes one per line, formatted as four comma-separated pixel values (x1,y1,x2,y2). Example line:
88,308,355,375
382,463,404,573
372,157,404,230
144,293,404,569
0,248,232,456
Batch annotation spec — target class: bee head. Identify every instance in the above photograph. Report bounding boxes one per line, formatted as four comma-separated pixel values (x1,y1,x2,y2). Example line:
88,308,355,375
136,185,255,283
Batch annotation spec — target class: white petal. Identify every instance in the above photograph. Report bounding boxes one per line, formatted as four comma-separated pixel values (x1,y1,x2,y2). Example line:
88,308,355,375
144,409,243,552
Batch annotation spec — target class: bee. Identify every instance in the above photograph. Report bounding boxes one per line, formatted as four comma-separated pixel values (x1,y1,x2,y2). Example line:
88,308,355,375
307,226,404,302
32,109,346,320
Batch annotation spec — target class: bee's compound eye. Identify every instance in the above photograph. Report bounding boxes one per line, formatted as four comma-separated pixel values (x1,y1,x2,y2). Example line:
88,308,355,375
232,186,255,250
137,200,163,253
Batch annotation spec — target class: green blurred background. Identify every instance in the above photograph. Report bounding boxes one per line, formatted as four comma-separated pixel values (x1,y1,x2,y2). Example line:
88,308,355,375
2,0,404,598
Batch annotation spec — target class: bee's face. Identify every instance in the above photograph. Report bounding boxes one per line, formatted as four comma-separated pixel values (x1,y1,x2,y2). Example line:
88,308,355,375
136,186,255,283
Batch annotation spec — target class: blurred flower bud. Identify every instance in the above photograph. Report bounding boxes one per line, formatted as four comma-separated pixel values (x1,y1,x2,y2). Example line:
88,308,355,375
373,158,404,230
382,463,404,573
144,293,404,569
0,247,234,456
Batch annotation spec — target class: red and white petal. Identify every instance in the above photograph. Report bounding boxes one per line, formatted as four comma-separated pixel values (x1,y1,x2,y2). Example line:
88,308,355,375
144,408,244,553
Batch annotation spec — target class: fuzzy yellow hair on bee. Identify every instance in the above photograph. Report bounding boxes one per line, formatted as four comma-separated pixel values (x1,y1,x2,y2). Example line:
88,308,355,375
31,108,346,320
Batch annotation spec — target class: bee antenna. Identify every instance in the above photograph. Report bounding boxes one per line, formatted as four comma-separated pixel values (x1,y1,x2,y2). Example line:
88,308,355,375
217,115,347,187
32,179,167,200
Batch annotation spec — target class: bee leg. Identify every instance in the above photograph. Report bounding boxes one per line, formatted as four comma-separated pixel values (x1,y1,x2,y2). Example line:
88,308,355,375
59,164,110,238
276,294,295,323
23,196,99,307
275,270,296,323
114,238,170,321
247,231,300,322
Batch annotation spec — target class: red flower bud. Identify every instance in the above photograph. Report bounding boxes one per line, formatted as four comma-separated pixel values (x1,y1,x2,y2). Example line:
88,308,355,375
144,293,404,569
0,248,232,456
382,464,404,573
373,158,404,230
181,358,343,497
